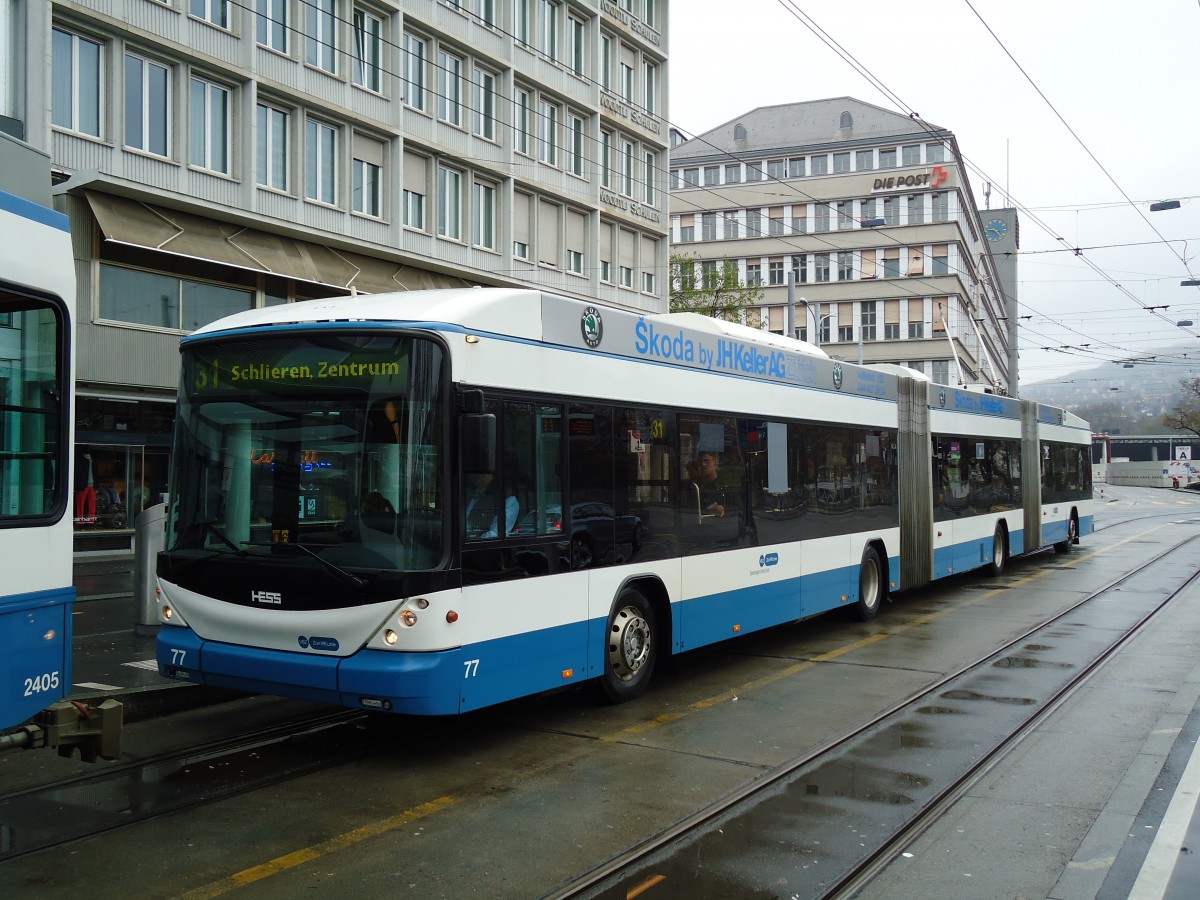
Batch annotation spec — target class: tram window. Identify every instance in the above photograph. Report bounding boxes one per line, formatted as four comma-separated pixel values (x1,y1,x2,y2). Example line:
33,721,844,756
614,405,673,563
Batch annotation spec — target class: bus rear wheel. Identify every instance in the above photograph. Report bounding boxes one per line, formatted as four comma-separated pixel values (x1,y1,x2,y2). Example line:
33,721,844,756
1054,513,1078,553
988,525,1008,577
598,587,657,703
853,547,886,621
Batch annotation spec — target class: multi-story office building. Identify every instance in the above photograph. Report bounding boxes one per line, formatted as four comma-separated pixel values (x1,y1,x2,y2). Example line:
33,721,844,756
2,0,669,549
669,98,1016,393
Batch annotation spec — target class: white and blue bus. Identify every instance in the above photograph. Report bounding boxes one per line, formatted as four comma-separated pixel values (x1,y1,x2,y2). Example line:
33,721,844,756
0,175,76,730
154,288,1092,714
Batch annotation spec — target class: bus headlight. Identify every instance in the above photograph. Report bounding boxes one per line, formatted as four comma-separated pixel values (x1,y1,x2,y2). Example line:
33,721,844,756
384,629,398,645
399,610,418,627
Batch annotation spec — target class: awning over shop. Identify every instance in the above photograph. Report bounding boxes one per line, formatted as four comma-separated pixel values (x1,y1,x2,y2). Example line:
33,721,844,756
83,191,471,294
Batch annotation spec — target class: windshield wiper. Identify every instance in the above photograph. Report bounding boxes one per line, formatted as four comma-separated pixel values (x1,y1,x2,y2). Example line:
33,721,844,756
242,540,368,591
162,522,247,577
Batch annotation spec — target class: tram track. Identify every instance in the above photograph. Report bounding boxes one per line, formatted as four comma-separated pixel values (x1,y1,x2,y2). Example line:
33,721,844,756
545,533,1200,899
0,708,373,862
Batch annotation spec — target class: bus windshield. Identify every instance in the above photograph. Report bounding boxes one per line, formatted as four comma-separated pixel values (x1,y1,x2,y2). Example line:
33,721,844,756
166,331,446,572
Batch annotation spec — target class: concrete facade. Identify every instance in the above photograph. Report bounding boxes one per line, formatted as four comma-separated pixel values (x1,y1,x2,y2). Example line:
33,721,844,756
2,0,669,548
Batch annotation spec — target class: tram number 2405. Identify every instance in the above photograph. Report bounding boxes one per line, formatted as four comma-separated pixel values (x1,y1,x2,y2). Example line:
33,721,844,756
23,670,61,696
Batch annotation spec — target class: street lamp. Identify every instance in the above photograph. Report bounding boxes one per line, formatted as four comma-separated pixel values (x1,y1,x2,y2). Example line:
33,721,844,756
1150,200,1181,212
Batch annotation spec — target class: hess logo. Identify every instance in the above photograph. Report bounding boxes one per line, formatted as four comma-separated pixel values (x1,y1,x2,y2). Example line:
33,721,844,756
251,590,282,605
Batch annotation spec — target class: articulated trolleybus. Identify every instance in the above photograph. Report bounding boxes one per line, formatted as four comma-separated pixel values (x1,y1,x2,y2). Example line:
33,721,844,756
0,173,75,731
155,288,1092,714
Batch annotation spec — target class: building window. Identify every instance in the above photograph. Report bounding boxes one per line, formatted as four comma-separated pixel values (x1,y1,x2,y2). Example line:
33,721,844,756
567,248,583,274
907,194,924,224
765,159,784,180
833,152,851,173
567,16,585,75
861,198,877,222
791,255,807,284
861,300,877,341
814,253,830,282
909,320,925,338
190,0,231,29
643,61,657,114
932,360,950,384
883,195,899,226
600,259,611,282
475,69,497,140
353,8,382,92
745,263,761,287
927,143,945,163
539,100,559,166
256,0,288,53
620,62,634,103
768,260,784,285
515,0,530,43
305,118,338,204
724,213,739,240
836,200,853,229
438,49,463,126
473,180,495,249
403,33,426,111
882,253,900,278
745,209,762,237
703,165,719,186
52,28,102,138
724,163,741,183
840,111,852,128
516,89,532,156
643,151,656,203
305,0,338,74
540,0,559,61
190,76,230,174
683,167,699,187
620,265,633,288
768,211,784,236
838,251,854,281
515,240,530,260
569,115,585,177
788,157,804,177
809,155,828,175
99,263,252,332
478,0,496,25
856,149,873,171
124,52,170,156
645,0,657,27
353,157,382,217
932,246,949,275
932,192,948,222
701,213,716,241
885,322,900,340
642,270,655,293
600,34,612,90
902,144,921,166
256,103,289,191
437,164,462,240
403,189,425,230
600,129,612,187
620,139,634,196
746,162,763,182
879,148,897,168
814,204,830,232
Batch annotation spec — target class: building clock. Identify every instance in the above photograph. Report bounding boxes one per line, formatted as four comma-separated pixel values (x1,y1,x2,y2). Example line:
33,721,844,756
985,218,1007,242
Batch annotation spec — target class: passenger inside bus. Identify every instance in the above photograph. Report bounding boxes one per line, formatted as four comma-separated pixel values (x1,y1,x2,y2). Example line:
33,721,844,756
465,472,519,538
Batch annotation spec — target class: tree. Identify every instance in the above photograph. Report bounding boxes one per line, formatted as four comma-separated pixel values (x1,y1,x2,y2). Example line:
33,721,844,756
669,253,765,324
1162,377,1200,440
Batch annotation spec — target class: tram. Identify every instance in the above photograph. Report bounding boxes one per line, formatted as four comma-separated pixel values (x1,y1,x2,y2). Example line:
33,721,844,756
0,153,76,731
155,288,1092,714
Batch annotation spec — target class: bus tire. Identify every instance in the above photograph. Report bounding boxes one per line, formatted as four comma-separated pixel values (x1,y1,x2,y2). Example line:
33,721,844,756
853,546,886,621
1054,512,1078,553
598,586,657,704
988,525,1008,577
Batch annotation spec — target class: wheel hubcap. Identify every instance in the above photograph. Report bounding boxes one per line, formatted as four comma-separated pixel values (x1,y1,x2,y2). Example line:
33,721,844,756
609,606,650,681
861,563,880,610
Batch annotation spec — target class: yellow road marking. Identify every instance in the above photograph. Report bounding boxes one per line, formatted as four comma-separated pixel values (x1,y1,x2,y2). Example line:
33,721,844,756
179,796,455,899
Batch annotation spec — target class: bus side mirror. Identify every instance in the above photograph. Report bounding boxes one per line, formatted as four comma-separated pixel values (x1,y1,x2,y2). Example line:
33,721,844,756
462,413,496,475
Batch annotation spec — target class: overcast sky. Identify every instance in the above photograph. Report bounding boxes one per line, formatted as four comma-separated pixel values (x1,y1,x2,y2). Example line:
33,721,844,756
668,0,1200,389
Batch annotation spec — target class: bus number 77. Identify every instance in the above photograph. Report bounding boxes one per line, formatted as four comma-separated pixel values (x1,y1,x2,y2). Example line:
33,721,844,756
463,659,480,679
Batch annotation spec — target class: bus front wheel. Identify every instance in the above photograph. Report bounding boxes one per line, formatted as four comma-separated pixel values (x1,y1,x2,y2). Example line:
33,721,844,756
853,547,886,621
988,525,1008,577
598,587,657,703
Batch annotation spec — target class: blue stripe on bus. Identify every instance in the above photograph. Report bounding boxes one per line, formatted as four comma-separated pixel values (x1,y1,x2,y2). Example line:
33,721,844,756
157,517,1094,715
0,189,69,232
